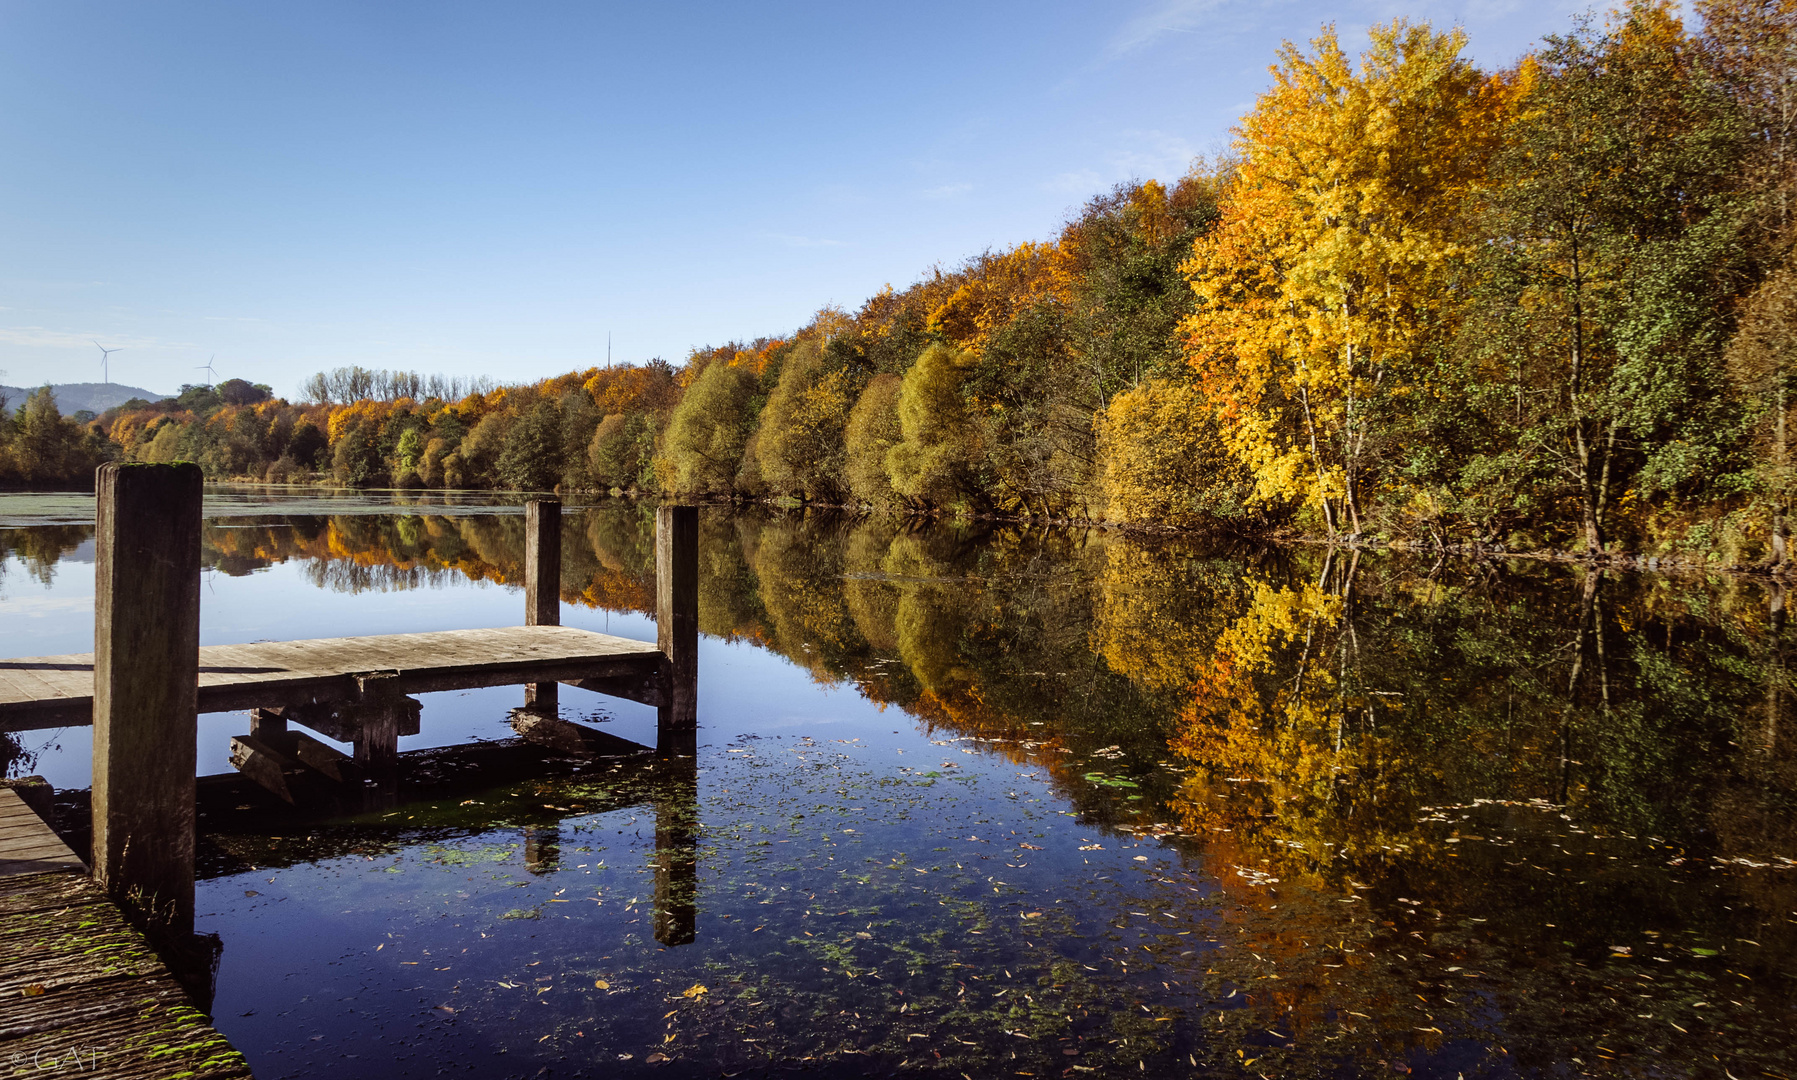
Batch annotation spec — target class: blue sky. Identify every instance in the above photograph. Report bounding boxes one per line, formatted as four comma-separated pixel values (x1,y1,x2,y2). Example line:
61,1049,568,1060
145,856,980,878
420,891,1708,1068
0,0,1591,399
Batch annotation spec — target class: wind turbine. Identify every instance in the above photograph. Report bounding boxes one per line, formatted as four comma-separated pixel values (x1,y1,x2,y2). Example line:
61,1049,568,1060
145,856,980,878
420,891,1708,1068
195,355,219,384
93,341,122,385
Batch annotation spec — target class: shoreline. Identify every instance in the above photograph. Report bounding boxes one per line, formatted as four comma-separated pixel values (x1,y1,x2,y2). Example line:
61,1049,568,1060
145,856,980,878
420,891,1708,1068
2,479,1790,581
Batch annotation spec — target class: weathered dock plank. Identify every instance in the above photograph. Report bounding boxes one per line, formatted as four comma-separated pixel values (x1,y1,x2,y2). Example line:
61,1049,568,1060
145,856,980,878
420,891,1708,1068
0,871,252,1079
0,789,84,878
0,624,662,732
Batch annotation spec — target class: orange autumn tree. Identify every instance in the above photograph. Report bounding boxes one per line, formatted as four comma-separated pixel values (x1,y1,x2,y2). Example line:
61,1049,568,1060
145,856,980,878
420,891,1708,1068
1185,21,1509,536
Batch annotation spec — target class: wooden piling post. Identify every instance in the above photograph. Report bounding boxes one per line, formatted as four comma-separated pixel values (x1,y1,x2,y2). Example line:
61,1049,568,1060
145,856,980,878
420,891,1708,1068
92,461,202,931
525,499,562,627
525,499,561,712
655,505,698,745
350,675,405,779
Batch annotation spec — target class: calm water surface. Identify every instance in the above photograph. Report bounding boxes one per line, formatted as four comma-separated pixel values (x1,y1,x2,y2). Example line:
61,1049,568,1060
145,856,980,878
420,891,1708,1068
1,488,1793,1079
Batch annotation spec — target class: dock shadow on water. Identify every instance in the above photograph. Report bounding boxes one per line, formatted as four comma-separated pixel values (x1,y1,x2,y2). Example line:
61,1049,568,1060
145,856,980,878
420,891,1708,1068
3,493,1796,1078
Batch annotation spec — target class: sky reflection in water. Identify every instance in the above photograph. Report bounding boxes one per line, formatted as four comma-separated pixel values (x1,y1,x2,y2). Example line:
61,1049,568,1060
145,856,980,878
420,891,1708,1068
0,491,1793,1078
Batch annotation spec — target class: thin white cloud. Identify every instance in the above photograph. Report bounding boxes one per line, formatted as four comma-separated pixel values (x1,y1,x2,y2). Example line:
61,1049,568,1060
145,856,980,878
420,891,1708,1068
1103,0,1226,61
921,183,973,200
0,326,186,351
1044,130,1200,196
760,232,846,249
1047,169,1109,195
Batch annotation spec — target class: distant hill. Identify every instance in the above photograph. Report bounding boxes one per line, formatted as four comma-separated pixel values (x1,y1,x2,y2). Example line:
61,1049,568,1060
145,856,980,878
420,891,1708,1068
0,382,169,417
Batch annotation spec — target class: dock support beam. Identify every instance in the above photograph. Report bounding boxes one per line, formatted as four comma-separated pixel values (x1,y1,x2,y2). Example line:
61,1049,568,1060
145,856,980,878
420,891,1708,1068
92,462,202,932
656,505,698,752
525,498,561,713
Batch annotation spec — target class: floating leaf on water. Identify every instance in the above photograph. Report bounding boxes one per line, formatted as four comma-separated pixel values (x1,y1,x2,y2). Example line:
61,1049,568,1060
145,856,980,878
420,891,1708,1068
682,983,708,999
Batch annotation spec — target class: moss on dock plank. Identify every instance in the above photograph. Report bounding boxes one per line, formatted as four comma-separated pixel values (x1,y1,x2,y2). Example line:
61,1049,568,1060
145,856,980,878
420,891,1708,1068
0,872,251,1079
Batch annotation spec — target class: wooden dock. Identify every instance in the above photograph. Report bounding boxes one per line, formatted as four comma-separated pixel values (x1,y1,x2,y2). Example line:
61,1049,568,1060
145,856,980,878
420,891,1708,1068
0,624,664,733
0,474,704,1077
0,869,253,1079
0,787,85,877
2,789,252,1079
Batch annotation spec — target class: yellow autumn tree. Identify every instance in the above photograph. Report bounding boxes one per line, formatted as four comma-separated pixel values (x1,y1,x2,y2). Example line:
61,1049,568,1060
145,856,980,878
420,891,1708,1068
1184,20,1508,535
925,243,1065,357
1096,377,1251,527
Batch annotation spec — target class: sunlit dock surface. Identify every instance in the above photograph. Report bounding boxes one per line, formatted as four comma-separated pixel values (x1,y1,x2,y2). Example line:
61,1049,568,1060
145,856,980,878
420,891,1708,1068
0,625,662,732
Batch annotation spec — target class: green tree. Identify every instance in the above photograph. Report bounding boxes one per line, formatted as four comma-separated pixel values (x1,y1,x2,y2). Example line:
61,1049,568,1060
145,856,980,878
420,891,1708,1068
496,397,567,491
3,388,105,484
844,374,904,508
886,345,984,510
396,428,426,470
1704,0,1797,565
589,412,656,491
658,362,759,495
1458,4,1748,551
331,418,386,486
757,340,856,501
288,421,328,471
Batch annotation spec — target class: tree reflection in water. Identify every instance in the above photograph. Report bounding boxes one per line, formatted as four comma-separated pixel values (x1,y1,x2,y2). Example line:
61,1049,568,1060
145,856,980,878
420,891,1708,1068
8,505,1796,1074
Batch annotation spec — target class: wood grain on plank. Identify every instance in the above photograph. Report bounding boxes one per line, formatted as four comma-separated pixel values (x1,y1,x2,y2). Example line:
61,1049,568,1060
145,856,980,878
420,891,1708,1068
0,871,254,1078
1,625,663,732
0,789,83,878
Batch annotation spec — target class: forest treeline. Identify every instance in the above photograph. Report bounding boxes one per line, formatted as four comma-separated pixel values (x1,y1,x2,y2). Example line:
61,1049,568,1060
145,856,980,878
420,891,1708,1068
15,0,1797,563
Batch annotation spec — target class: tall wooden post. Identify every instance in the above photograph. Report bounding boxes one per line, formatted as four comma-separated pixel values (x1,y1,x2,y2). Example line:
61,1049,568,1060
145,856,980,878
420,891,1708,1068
525,499,561,712
92,462,202,931
656,505,698,750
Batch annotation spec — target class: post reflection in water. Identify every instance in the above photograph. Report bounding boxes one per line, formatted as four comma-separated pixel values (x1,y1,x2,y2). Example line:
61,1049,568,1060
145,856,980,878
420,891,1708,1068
650,756,698,947
4,499,1797,1076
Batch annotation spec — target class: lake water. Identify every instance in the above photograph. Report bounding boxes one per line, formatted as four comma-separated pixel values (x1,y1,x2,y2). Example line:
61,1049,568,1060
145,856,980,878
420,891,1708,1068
2,489,1793,1079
